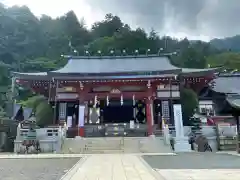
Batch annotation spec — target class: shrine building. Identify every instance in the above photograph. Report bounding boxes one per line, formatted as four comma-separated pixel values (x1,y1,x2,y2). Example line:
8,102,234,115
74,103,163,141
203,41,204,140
13,54,217,137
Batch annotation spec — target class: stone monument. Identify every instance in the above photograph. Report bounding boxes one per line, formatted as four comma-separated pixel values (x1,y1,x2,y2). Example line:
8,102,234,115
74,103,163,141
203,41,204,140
173,104,191,152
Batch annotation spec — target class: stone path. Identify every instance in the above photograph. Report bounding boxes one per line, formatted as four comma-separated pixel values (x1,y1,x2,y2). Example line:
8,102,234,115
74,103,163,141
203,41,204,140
62,154,159,180
1,153,240,179
62,153,240,180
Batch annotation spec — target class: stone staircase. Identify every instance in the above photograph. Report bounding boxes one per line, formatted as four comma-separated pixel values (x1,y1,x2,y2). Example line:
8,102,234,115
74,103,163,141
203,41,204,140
61,137,172,154
84,137,124,153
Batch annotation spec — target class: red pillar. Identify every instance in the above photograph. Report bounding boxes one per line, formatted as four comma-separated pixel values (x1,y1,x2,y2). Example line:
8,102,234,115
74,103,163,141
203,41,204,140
78,126,84,137
146,97,153,136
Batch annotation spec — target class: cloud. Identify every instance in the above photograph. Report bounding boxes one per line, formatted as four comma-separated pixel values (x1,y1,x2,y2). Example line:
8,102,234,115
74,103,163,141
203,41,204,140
84,0,240,39
1,0,240,40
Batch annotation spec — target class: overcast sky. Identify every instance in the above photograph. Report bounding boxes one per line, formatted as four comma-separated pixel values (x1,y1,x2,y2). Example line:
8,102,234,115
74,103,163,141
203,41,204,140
1,0,240,41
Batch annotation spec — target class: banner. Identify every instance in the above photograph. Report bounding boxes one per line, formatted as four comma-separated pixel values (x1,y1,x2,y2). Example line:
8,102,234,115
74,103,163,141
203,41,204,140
67,116,72,129
78,105,85,127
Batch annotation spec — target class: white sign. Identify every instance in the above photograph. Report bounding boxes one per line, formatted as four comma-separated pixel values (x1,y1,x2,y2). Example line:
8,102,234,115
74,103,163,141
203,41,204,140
78,105,85,127
67,116,72,129
130,120,135,129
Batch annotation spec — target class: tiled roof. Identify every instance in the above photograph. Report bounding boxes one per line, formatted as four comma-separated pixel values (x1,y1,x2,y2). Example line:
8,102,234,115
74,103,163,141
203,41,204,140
51,55,180,74
213,74,240,94
12,55,218,79
226,94,240,109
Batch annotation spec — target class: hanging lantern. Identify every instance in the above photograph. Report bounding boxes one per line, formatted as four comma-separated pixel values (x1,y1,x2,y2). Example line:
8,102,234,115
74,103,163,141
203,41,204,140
106,95,109,106
120,95,123,106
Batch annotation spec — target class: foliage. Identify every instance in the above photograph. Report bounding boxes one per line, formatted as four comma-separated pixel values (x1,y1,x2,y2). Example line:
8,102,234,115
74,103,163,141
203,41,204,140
180,88,199,125
24,95,53,127
0,5,239,126
0,107,10,121
207,52,240,71
210,35,240,52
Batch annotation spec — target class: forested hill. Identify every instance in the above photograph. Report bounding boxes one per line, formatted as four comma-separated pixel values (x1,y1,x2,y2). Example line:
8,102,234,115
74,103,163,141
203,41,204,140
0,4,240,76
210,35,240,52
1,4,240,120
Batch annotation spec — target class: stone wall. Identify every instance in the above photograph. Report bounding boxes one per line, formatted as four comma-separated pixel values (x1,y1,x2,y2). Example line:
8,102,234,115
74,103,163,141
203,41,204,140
14,126,67,153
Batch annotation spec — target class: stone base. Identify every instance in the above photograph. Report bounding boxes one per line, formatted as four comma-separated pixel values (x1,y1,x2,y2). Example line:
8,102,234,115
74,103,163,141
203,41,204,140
148,134,155,138
174,137,191,152
75,136,83,140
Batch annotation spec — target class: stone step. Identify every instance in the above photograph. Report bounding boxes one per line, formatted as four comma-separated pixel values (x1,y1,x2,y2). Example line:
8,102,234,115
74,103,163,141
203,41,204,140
85,146,122,149
61,137,172,154
82,149,124,154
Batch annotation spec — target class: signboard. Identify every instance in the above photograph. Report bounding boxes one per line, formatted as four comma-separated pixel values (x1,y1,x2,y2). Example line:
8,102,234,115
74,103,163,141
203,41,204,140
57,93,78,100
110,88,121,94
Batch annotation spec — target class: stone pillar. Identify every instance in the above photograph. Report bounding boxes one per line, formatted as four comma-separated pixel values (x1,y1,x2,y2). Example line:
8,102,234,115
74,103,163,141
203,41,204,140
173,104,191,152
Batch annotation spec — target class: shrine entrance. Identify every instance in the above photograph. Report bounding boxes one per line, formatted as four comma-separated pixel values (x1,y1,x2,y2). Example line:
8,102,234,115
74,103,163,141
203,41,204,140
66,101,79,126
102,99,133,124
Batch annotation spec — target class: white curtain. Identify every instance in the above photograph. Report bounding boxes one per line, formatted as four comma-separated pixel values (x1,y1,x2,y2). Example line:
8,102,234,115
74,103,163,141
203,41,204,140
67,116,72,129
78,105,85,127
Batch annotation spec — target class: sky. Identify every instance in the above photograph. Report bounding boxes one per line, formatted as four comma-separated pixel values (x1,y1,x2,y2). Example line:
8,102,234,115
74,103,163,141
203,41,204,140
1,0,240,41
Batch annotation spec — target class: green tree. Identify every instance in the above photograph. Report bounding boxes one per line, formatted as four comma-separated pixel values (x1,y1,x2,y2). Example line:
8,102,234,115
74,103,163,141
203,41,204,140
180,88,198,125
179,47,207,68
24,95,54,127
207,52,240,71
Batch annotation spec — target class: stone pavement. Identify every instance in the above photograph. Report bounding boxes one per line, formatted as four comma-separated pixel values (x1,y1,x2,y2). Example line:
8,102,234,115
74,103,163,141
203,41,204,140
155,169,240,180
62,153,240,180
0,157,80,180
62,154,160,180
1,152,240,179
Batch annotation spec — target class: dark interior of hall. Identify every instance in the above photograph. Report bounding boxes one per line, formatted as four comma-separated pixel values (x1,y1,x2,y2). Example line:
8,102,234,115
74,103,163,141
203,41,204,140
66,101,79,126
102,99,134,123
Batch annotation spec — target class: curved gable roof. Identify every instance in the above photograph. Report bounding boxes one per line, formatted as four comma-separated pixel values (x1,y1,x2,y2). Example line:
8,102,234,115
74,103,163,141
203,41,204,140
50,55,181,75
12,55,218,79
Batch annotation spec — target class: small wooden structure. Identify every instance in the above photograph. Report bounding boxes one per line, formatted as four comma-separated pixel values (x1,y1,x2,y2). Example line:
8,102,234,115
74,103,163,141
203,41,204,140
225,95,240,153
216,122,237,151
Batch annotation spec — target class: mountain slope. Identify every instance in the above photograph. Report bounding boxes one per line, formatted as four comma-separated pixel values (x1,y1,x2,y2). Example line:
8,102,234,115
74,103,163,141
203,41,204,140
210,35,240,52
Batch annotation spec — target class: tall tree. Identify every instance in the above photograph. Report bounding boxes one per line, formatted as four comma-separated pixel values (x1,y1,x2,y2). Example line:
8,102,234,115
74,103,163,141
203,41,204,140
180,88,198,125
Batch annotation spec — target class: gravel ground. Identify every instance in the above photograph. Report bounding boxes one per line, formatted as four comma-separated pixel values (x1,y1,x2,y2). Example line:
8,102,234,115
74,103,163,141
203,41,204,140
0,158,80,180
143,153,240,169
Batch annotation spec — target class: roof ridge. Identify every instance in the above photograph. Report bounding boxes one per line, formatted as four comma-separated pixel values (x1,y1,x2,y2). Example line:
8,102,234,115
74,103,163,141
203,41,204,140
69,54,169,60
219,73,240,77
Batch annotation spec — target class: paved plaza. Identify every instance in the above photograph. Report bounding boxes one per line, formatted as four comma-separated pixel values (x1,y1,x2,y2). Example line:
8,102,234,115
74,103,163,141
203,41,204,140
143,153,240,169
0,153,240,179
144,153,240,180
0,157,80,180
